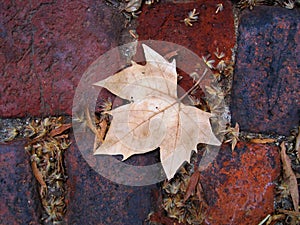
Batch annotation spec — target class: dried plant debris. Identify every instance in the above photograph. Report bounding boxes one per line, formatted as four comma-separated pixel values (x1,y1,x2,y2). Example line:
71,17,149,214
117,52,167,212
215,3,224,14
273,128,300,225
221,123,240,151
105,0,141,21
280,142,299,212
24,117,71,224
148,161,208,225
237,0,299,10
182,8,199,27
208,48,234,81
194,48,234,105
84,106,111,152
238,0,275,10
106,0,159,21
0,118,27,142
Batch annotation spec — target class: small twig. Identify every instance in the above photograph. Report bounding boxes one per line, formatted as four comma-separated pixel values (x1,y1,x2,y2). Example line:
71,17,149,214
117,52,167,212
179,69,208,102
257,214,271,225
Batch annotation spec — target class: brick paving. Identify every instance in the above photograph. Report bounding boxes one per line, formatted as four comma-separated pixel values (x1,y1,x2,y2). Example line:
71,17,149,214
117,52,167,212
231,6,300,136
0,141,40,225
0,0,124,117
1,1,299,224
201,142,280,225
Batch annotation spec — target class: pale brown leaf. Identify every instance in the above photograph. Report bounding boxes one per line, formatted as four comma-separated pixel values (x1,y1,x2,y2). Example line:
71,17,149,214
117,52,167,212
94,45,221,179
280,142,299,212
184,170,200,202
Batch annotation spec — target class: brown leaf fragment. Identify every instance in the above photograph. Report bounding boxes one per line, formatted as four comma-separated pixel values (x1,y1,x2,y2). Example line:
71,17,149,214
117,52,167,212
184,170,200,202
280,142,299,212
31,160,47,197
49,124,72,137
296,126,300,159
93,118,109,152
277,209,300,217
98,119,108,142
196,183,208,208
250,138,276,144
85,107,109,152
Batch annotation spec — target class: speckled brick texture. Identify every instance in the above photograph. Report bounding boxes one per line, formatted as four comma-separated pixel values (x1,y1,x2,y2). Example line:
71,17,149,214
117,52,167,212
0,0,124,118
202,142,280,225
0,141,41,225
231,6,300,136
137,0,235,63
64,135,159,225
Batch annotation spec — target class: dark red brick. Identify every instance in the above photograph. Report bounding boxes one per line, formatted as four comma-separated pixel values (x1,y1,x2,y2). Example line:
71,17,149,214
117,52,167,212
0,141,41,225
137,0,235,60
201,142,280,225
0,1,124,117
231,6,300,136
64,134,159,224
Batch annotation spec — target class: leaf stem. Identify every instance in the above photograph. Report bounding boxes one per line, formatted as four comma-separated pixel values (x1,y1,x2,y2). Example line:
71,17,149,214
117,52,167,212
179,69,208,102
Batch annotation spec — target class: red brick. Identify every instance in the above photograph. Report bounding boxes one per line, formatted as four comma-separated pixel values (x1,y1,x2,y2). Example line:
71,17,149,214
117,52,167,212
231,6,300,136
64,134,159,224
201,142,280,225
137,0,235,61
0,141,41,225
0,1,124,117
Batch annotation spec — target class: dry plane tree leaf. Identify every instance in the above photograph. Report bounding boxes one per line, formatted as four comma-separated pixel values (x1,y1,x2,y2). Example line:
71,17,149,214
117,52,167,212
280,142,299,212
94,44,221,179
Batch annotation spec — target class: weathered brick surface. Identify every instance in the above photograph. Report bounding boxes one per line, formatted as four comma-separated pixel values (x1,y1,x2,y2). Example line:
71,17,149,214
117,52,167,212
0,141,41,225
202,142,280,225
137,0,235,60
231,6,300,136
0,0,124,118
65,134,159,224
